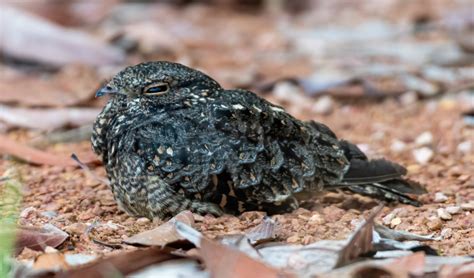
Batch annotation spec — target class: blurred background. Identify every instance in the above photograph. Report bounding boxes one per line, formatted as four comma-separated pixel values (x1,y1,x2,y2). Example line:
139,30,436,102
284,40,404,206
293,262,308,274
1,0,473,259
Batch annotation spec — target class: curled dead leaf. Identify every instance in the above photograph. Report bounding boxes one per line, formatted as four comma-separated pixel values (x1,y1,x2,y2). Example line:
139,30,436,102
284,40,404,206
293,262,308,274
15,224,68,254
0,134,99,166
124,211,195,246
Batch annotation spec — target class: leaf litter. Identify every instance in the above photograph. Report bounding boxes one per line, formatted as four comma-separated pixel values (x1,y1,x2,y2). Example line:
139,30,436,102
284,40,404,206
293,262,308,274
1,0,473,277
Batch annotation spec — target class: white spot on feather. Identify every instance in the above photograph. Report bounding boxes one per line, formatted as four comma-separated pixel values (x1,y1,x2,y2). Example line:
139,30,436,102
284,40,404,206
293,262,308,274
232,104,245,110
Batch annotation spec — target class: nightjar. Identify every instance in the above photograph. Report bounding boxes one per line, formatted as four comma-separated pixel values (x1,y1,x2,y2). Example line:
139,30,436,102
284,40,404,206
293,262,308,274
92,61,426,219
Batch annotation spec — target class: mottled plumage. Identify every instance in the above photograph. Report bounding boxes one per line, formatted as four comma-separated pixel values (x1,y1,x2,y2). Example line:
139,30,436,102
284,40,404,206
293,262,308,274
92,61,426,219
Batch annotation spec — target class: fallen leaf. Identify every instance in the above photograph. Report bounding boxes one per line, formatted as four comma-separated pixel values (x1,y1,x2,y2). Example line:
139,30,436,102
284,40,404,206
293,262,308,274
175,221,293,278
58,247,184,278
0,65,98,107
334,204,383,267
439,261,474,278
0,134,99,166
15,224,68,254
374,223,440,241
0,5,125,66
33,251,70,271
246,216,276,245
0,105,101,131
129,259,209,278
124,211,194,246
385,252,426,276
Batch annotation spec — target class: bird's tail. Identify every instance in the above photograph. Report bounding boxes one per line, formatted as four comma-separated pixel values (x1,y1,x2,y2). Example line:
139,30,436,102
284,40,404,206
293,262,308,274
333,141,427,206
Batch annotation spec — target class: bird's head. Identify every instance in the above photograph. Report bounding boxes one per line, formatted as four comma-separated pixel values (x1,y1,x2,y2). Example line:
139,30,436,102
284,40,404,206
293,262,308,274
96,61,222,107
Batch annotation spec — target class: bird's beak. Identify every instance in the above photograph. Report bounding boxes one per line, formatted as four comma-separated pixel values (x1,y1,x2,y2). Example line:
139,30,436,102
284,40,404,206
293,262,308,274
96,86,118,98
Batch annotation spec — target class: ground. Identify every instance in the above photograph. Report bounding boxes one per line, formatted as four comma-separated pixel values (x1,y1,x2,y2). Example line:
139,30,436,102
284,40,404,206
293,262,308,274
0,0,472,262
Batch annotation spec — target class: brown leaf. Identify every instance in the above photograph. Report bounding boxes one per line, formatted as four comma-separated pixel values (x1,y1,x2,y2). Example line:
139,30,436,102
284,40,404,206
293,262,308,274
245,216,276,245
0,5,125,66
15,224,69,254
335,204,383,267
175,221,294,278
0,134,99,166
57,247,183,278
385,252,426,276
123,211,195,246
0,65,98,107
0,105,101,131
33,251,70,271
439,262,474,278
200,237,292,278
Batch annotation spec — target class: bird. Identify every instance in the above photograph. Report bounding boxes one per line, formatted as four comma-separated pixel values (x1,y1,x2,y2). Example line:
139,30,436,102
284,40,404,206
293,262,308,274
92,61,426,219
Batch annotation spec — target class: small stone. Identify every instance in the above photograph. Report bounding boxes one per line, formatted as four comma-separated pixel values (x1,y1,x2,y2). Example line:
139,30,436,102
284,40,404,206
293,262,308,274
64,223,88,235
399,91,418,105
457,141,472,154
407,164,421,173
390,139,406,153
44,246,58,254
40,211,57,219
312,96,334,115
427,217,443,231
445,206,461,215
193,214,205,222
434,192,448,203
460,201,474,211
390,217,402,228
458,175,471,182
412,147,434,165
437,208,452,220
308,214,324,225
440,228,453,239
287,235,300,243
415,131,433,146
20,207,36,218
136,217,151,225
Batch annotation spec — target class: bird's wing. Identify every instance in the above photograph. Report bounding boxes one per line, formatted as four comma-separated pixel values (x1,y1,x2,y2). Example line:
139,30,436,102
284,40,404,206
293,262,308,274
207,89,349,197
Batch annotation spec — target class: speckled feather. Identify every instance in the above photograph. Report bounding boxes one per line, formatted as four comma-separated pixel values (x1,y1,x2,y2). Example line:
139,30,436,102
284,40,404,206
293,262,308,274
92,61,425,219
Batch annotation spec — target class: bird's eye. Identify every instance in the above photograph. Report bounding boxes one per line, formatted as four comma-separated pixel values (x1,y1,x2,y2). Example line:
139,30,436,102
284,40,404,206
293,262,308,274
144,83,170,95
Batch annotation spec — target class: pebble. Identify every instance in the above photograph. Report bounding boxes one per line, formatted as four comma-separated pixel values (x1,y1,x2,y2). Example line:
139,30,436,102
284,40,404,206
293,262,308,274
412,147,434,165
40,211,58,219
445,206,461,215
308,214,324,225
399,91,418,105
286,235,300,243
312,96,334,115
64,223,88,235
427,217,443,231
434,192,448,203
390,217,402,228
390,139,406,153
136,217,151,225
20,207,36,218
437,208,452,220
460,202,474,211
415,131,433,146
457,140,472,154
441,228,453,239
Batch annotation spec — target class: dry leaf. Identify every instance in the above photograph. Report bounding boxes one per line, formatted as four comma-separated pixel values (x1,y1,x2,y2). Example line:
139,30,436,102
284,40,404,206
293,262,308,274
33,251,70,271
335,204,383,267
0,105,101,131
0,5,125,66
385,252,426,276
58,247,183,278
0,134,99,166
200,235,293,278
246,216,276,245
124,211,194,246
439,261,474,278
175,221,293,278
15,224,68,254
0,65,98,107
